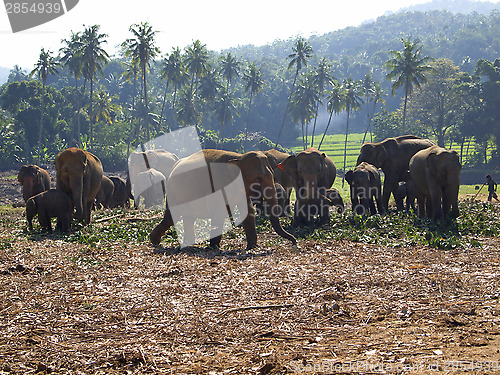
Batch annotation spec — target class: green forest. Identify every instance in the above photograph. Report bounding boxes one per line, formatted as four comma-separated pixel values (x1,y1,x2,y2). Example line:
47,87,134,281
0,7,499,170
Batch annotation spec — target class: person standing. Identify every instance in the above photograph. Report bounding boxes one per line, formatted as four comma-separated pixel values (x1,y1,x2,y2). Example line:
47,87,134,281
486,174,499,202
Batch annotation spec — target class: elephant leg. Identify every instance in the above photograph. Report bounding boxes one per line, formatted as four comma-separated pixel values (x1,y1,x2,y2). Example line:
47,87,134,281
39,211,51,232
368,197,377,216
319,199,330,226
242,206,258,250
416,196,426,218
209,211,225,249
429,185,443,220
150,207,175,246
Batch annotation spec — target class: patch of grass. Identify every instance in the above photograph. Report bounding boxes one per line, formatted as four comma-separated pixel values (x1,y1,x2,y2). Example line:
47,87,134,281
281,200,498,249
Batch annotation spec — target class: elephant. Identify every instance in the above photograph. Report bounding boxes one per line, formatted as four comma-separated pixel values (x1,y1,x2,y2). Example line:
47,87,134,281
356,135,435,211
409,145,462,220
149,149,297,250
95,175,114,209
256,182,291,218
128,149,178,203
278,147,336,226
135,168,166,208
55,147,103,224
325,188,345,213
345,162,383,216
26,189,73,232
293,188,345,226
109,176,132,208
17,165,51,202
395,171,416,212
262,149,294,212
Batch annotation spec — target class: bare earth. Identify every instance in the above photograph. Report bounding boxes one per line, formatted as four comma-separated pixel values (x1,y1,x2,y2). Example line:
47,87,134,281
0,171,499,374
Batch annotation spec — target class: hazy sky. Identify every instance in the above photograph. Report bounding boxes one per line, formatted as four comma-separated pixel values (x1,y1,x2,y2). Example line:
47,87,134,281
0,0,496,69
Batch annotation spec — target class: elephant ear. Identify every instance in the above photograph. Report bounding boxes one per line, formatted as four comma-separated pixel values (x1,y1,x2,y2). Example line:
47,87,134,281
277,156,297,179
17,166,27,184
426,152,438,177
345,170,354,185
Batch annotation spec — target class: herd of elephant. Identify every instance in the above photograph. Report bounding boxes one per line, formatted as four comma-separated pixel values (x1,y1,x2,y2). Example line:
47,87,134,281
17,135,461,250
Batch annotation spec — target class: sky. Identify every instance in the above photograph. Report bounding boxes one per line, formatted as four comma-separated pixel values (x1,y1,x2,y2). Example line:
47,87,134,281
0,0,496,70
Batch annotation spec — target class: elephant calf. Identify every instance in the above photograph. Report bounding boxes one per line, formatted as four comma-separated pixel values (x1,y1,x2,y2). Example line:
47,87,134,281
109,176,132,208
18,164,51,203
95,175,114,209
26,189,73,232
409,145,461,220
345,162,383,216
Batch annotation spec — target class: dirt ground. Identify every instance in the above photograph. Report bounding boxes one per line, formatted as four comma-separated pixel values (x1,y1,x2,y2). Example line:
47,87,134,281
0,170,499,374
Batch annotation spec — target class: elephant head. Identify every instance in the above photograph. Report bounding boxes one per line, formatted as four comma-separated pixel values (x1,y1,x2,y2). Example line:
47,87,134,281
278,147,336,201
345,162,382,215
55,147,103,224
17,165,50,202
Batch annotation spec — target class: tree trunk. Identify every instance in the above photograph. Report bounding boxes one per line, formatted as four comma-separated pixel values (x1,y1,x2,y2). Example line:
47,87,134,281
37,82,45,163
342,110,351,188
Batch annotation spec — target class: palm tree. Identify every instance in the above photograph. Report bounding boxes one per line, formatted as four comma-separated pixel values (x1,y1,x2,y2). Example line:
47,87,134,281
242,62,264,151
289,73,320,150
361,77,385,144
385,37,433,133
310,58,333,147
30,48,60,163
122,22,160,141
176,89,200,127
214,87,237,143
318,80,345,150
76,25,109,150
92,90,119,148
122,59,140,155
275,37,313,147
184,40,210,97
220,52,240,138
60,32,84,146
341,78,363,186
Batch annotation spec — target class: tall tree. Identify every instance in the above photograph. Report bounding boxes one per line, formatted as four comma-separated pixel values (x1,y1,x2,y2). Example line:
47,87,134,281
341,78,363,186
310,58,333,147
275,37,313,147
219,52,240,138
361,73,385,144
184,40,210,97
122,22,160,141
318,80,345,150
242,62,264,151
60,32,84,146
30,48,60,163
385,37,433,133
76,25,109,150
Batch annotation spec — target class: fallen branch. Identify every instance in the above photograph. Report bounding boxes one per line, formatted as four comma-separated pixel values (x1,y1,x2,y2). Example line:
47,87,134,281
94,213,125,223
220,304,293,317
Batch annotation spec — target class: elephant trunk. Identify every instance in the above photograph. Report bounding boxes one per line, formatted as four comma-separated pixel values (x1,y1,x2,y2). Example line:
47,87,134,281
70,176,84,221
261,181,296,245
22,177,34,202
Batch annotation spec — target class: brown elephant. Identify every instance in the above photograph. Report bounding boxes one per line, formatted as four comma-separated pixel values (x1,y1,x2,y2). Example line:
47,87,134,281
345,162,383,216
395,171,416,212
409,145,462,220
109,176,132,208
55,147,103,224
278,147,336,226
150,149,296,250
262,149,294,208
26,189,73,232
95,175,114,209
357,135,435,211
17,165,51,202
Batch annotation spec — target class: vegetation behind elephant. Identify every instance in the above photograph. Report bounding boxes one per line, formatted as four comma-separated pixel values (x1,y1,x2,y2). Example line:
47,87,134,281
128,149,178,201
95,176,114,209
150,149,296,250
55,147,103,224
356,135,435,211
109,176,131,208
409,145,462,220
26,189,73,232
278,147,336,226
345,162,383,216
17,165,51,202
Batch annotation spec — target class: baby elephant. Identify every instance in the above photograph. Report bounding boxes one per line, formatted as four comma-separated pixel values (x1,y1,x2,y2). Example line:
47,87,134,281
26,189,73,232
345,162,383,216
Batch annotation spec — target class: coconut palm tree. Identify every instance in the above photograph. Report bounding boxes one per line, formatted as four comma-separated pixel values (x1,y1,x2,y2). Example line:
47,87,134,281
122,22,160,141
76,25,109,150
341,78,364,186
318,80,345,150
310,58,334,147
184,40,210,97
219,52,240,137
290,73,320,150
242,62,264,151
30,48,60,163
385,37,433,132
275,37,313,147
361,77,385,144
162,48,189,130
122,59,140,155
60,32,84,146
